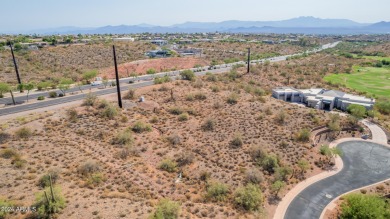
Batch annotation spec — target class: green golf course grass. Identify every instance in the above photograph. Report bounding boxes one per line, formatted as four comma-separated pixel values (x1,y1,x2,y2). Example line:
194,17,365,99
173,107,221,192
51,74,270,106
324,66,390,98
351,54,390,62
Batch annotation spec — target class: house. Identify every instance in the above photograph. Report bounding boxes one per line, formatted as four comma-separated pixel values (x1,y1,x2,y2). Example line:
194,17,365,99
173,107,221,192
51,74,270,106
113,37,135,42
146,50,171,58
150,39,168,46
272,87,375,111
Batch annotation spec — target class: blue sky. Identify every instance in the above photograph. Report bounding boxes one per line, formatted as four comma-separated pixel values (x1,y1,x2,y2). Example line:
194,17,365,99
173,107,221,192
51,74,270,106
1,0,389,32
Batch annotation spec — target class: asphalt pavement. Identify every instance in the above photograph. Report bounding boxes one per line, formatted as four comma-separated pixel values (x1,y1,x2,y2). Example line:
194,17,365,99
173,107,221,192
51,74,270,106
285,141,390,219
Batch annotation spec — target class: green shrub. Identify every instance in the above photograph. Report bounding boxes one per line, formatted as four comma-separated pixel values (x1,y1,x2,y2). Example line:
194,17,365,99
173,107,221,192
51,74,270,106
112,129,133,146
0,198,12,218
15,127,32,139
178,113,189,121
205,182,229,202
85,173,106,188
211,85,220,92
154,75,171,84
234,184,263,211
146,68,156,74
132,121,152,133
37,96,45,100
101,103,118,119
227,93,239,104
249,145,267,163
261,154,279,174
185,94,194,101
150,199,180,219
168,107,183,115
340,193,390,219
33,186,66,218
49,91,58,98
194,92,207,100
296,129,310,142
0,148,19,159
347,104,367,119
180,70,195,81
376,100,390,115
159,159,177,173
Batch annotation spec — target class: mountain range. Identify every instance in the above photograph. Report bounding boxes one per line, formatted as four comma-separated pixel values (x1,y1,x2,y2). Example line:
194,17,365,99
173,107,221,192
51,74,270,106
5,16,390,35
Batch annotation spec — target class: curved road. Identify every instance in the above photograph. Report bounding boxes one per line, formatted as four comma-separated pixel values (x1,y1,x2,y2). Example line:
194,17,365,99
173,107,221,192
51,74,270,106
285,141,390,219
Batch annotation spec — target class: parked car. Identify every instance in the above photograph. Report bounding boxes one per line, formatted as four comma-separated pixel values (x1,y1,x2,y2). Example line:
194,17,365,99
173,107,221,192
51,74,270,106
91,80,102,86
361,134,369,140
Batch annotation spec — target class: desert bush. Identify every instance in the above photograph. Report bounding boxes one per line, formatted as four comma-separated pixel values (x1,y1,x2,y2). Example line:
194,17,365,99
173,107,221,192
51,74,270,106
340,193,390,219
185,94,194,101
38,169,61,188
376,100,390,115
112,129,133,146
199,171,211,182
245,168,264,184
249,145,266,163
146,68,156,74
167,134,181,146
15,127,32,139
78,160,101,176
67,108,78,122
101,103,118,119
253,87,265,96
178,113,189,121
234,184,263,211
180,70,195,81
49,91,58,98
194,92,207,100
192,79,204,88
211,85,220,92
97,100,110,109
154,75,171,84
82,93,98,106
175,151,194,166
230,134,243,148
32,186,66,218
227,93,239,104
206,73,217,82
117,145,139,159
275,166,292,182
0,148,19,159
275,110,288,125
150,198,180,219
159,158,177,173
201,119,216,131
296,128,310,142
85,173,106,188
347,104,367,119
168,107,184,115
261,154,279,174
37,96,45,100
0,198,12,218
123,88,135,100
150,116,159,123
205,181,229,202
132,121,152,133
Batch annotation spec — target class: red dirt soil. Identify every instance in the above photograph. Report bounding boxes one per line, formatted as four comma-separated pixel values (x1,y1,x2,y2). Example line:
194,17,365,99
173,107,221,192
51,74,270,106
100,57,210,79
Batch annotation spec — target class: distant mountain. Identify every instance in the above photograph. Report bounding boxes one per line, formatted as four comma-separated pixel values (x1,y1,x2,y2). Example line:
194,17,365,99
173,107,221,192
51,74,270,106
3,17,389,35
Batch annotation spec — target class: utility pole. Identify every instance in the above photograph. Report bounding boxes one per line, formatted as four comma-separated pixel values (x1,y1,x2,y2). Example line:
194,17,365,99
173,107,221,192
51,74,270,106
10,42,21,84
112,45,123,108
247,48,251,73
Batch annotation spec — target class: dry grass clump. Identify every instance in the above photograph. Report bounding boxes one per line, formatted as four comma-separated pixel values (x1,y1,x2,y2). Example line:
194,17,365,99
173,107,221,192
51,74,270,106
15,127,32,139
175,151,194,166
82,93,98,106
111,129,133,146
131,121,152,133
178,113,189,121
123,88,136,100
230,134,243,148
245,168,264,184
201,119,216,131
227,93,239,104
159,158,177,173
205,181,229,202
296,128,310,142
67,108,78,122
78,160,101,176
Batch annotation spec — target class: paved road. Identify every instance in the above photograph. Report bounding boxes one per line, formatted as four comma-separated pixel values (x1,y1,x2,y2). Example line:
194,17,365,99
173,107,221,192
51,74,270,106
285,141,390,219
0,42,340,116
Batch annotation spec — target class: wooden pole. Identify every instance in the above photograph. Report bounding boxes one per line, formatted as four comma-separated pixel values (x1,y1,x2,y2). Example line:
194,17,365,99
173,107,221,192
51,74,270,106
10,42,22,84
247,48,251,73
113,45,123,108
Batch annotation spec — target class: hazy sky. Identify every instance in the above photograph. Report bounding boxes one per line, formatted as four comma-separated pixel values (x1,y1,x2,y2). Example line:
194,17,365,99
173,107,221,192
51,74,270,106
1,0,389,31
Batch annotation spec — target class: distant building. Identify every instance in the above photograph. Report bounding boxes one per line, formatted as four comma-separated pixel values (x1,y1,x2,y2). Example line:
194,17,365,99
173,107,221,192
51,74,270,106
146,50,171,58
113,37,135,42
272,87,375,111
150,40,168,46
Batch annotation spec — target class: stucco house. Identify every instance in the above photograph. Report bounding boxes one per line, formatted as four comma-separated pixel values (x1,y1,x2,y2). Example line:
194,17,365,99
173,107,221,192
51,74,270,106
272,87,375,111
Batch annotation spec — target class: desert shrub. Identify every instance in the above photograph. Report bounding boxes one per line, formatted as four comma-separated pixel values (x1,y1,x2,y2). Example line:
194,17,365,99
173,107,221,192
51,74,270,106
0,198,12,218
49,91,58,98
168,107,183,115
67,108,78,122
194,92,207,100
78,160,101,176
175,151,194,166
347,104,367,119
178,113,189,121
154,75,171,84
230,134,243,148
376,100,390,115
38,169,61,188
234,184,263,211
85,173,106,188
112,129,133,146
201,119,216,131
249,145,266,163
146,68,156,74
158,85,170,91
245,168,264,184
150,198,180,219
167,134,181,146
32,186,66,218
117,145,139,159
150,116,159,124
275,166,292,181
97,100,110,109
101,103,118,119
227,93,239,104
185,94,194,101
199,171,211,182
123,88,135,100
340,193,390,219
159,159,177,173
205,182,229,202
0,148,19,159
206,74,217,82
15,127,32,139
211,85,220,92
180,70,195,81
261,154,279,174
296,128,310,142
275,110,288,124
253,87,265,96
132,121,152,133
192,79,204,88
185,108,197,116
37,96,45,100
82,93,98,106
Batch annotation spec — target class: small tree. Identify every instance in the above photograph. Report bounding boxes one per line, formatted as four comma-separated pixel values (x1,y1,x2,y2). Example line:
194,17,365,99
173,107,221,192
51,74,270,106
340,194,390,219
24,83,34,102
17,83,25,93
0,82,10,98
150,199,180,219
102,76,109,88
234,184,263,211
180,70,195,81
271,180,286,197
320,145,343,166
297,159,310,178
205,181,229,202
82,70,98,84
347,104,367,119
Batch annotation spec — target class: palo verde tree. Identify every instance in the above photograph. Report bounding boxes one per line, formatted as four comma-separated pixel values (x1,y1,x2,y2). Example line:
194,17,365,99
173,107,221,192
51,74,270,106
82,70,98,84
0,82,10,98
58,78,73,96
24,83,34,102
